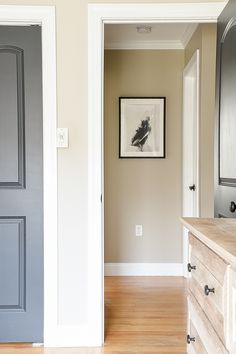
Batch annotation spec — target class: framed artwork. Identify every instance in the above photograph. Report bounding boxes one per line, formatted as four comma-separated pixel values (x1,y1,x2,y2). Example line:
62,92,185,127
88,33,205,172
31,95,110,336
119,97,166,158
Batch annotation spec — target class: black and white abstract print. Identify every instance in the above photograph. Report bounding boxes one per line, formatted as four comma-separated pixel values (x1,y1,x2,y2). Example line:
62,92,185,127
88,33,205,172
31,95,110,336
119,97,165,158
131,116,152,152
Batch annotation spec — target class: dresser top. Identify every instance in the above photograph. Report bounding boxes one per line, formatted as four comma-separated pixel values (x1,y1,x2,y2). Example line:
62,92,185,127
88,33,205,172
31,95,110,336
181,217,236,267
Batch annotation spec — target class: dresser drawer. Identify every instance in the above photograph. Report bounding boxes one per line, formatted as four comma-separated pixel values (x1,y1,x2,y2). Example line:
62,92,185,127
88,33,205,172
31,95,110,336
182,218,236,353
187,295,228,354
228,268,236,351
189,233,228,285
189,255,227,344
188,321,208,354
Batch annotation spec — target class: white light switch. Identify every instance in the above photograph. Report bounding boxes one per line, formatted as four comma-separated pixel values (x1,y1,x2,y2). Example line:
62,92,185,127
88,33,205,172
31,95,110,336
57,128,69,148
135,225,143,237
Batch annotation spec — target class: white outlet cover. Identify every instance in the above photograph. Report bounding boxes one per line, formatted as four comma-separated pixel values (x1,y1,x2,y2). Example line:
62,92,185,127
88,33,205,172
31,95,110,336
135,225,143,237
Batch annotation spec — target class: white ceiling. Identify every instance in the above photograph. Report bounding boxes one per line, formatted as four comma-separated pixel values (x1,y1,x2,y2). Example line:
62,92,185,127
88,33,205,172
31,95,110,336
104,23,199,50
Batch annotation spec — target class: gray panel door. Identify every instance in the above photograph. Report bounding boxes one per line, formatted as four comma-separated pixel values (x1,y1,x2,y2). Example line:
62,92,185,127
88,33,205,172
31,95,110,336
0,26,43,342
215,0,236,218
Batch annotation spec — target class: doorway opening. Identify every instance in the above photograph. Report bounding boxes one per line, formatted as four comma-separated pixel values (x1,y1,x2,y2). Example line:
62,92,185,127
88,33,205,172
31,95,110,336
102,22,207,350
88,2,226,347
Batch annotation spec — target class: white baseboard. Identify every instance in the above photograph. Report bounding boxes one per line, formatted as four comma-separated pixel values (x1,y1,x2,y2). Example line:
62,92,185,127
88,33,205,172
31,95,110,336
104,263,184,276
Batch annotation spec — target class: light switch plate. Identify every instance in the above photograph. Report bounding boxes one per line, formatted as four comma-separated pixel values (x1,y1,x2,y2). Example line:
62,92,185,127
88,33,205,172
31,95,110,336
57,128,69,148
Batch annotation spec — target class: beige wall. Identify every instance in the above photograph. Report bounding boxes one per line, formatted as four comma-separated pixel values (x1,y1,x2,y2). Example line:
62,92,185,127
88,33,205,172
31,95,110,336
104,50,184,263
185,24,217,217
0,0,220,329
104,23,217,263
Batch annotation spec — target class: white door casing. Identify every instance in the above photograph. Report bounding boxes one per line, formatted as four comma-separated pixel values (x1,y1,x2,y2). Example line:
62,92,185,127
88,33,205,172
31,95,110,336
182,50,200,278
88,2,226,346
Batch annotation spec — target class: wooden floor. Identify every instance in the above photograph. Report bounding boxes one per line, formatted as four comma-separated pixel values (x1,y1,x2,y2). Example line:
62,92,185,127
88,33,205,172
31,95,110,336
0,277,187,354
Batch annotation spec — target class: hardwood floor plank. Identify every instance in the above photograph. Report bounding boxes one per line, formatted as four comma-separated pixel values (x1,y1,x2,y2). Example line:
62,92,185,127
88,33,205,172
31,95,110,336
0,277,187,354
104,276,187,353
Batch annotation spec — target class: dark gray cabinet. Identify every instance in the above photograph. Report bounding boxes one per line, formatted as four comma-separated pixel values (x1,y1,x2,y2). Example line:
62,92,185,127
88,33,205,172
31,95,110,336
215,0,236,218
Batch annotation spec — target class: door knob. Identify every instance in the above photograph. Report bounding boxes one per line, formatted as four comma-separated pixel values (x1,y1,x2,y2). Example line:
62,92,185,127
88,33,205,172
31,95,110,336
230,201,236,213
189,184,196,191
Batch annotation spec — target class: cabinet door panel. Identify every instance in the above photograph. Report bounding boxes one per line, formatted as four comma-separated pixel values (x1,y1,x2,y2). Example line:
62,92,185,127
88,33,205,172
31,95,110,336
215,0,236,218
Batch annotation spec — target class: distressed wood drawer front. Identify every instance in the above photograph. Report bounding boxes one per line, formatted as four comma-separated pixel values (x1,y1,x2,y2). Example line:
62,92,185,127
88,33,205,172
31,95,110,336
189,255,227,344
228,268,236,351
188,295,229,354
190,255,224,312
188,321,208,354
189,233,228,285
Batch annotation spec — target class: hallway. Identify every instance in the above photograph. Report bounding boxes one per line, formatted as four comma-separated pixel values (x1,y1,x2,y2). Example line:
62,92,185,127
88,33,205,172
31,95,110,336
0,277,187,354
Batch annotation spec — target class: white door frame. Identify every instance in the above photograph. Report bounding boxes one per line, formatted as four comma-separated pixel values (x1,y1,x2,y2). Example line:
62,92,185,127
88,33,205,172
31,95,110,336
0,6,58,346
182,50,200,277
88,2,226,346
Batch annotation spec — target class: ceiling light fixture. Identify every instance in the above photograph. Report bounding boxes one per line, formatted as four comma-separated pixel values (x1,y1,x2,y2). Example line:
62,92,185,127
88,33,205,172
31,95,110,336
136,25,152,34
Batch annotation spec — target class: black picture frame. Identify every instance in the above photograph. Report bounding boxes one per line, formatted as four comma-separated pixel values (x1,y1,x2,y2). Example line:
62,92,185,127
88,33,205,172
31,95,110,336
119,97,166,158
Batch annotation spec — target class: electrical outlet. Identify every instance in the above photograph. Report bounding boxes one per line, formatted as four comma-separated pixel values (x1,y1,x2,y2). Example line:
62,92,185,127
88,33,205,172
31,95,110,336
135,225,143,237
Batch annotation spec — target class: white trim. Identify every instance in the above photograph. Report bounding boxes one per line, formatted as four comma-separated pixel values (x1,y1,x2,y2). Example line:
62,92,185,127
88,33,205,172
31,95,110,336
32,343,43,348
89,3,226,23
181,23,199,48
105,39,184,50
88,1,227,346
105,23,199,50
182,50,200,278
88,6,104,347
0,21,41,26
0,5,58,346
105,263,184,276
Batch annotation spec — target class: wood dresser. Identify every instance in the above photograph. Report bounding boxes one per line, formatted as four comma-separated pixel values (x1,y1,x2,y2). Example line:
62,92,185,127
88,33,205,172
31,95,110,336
181,217,236,354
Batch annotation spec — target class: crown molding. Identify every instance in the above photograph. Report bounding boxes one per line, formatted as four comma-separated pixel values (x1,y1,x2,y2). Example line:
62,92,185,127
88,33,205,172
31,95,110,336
181,23,199,47
103,1,227,50
105,39,184,50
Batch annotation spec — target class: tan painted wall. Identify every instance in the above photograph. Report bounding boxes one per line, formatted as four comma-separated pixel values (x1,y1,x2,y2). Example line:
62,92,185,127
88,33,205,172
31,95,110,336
185,24,217,217
104,50,184,263
105,24,217,263
0,0,220,328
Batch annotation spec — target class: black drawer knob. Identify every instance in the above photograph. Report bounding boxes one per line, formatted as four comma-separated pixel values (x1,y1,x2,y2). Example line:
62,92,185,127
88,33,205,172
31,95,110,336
187,334,195,344
189,184,196,191
204,285,215,296
187,263,196,272
230,201,236,213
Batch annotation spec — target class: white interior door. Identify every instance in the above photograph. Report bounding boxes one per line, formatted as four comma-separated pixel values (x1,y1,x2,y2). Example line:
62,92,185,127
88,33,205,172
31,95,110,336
182,50,200,277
